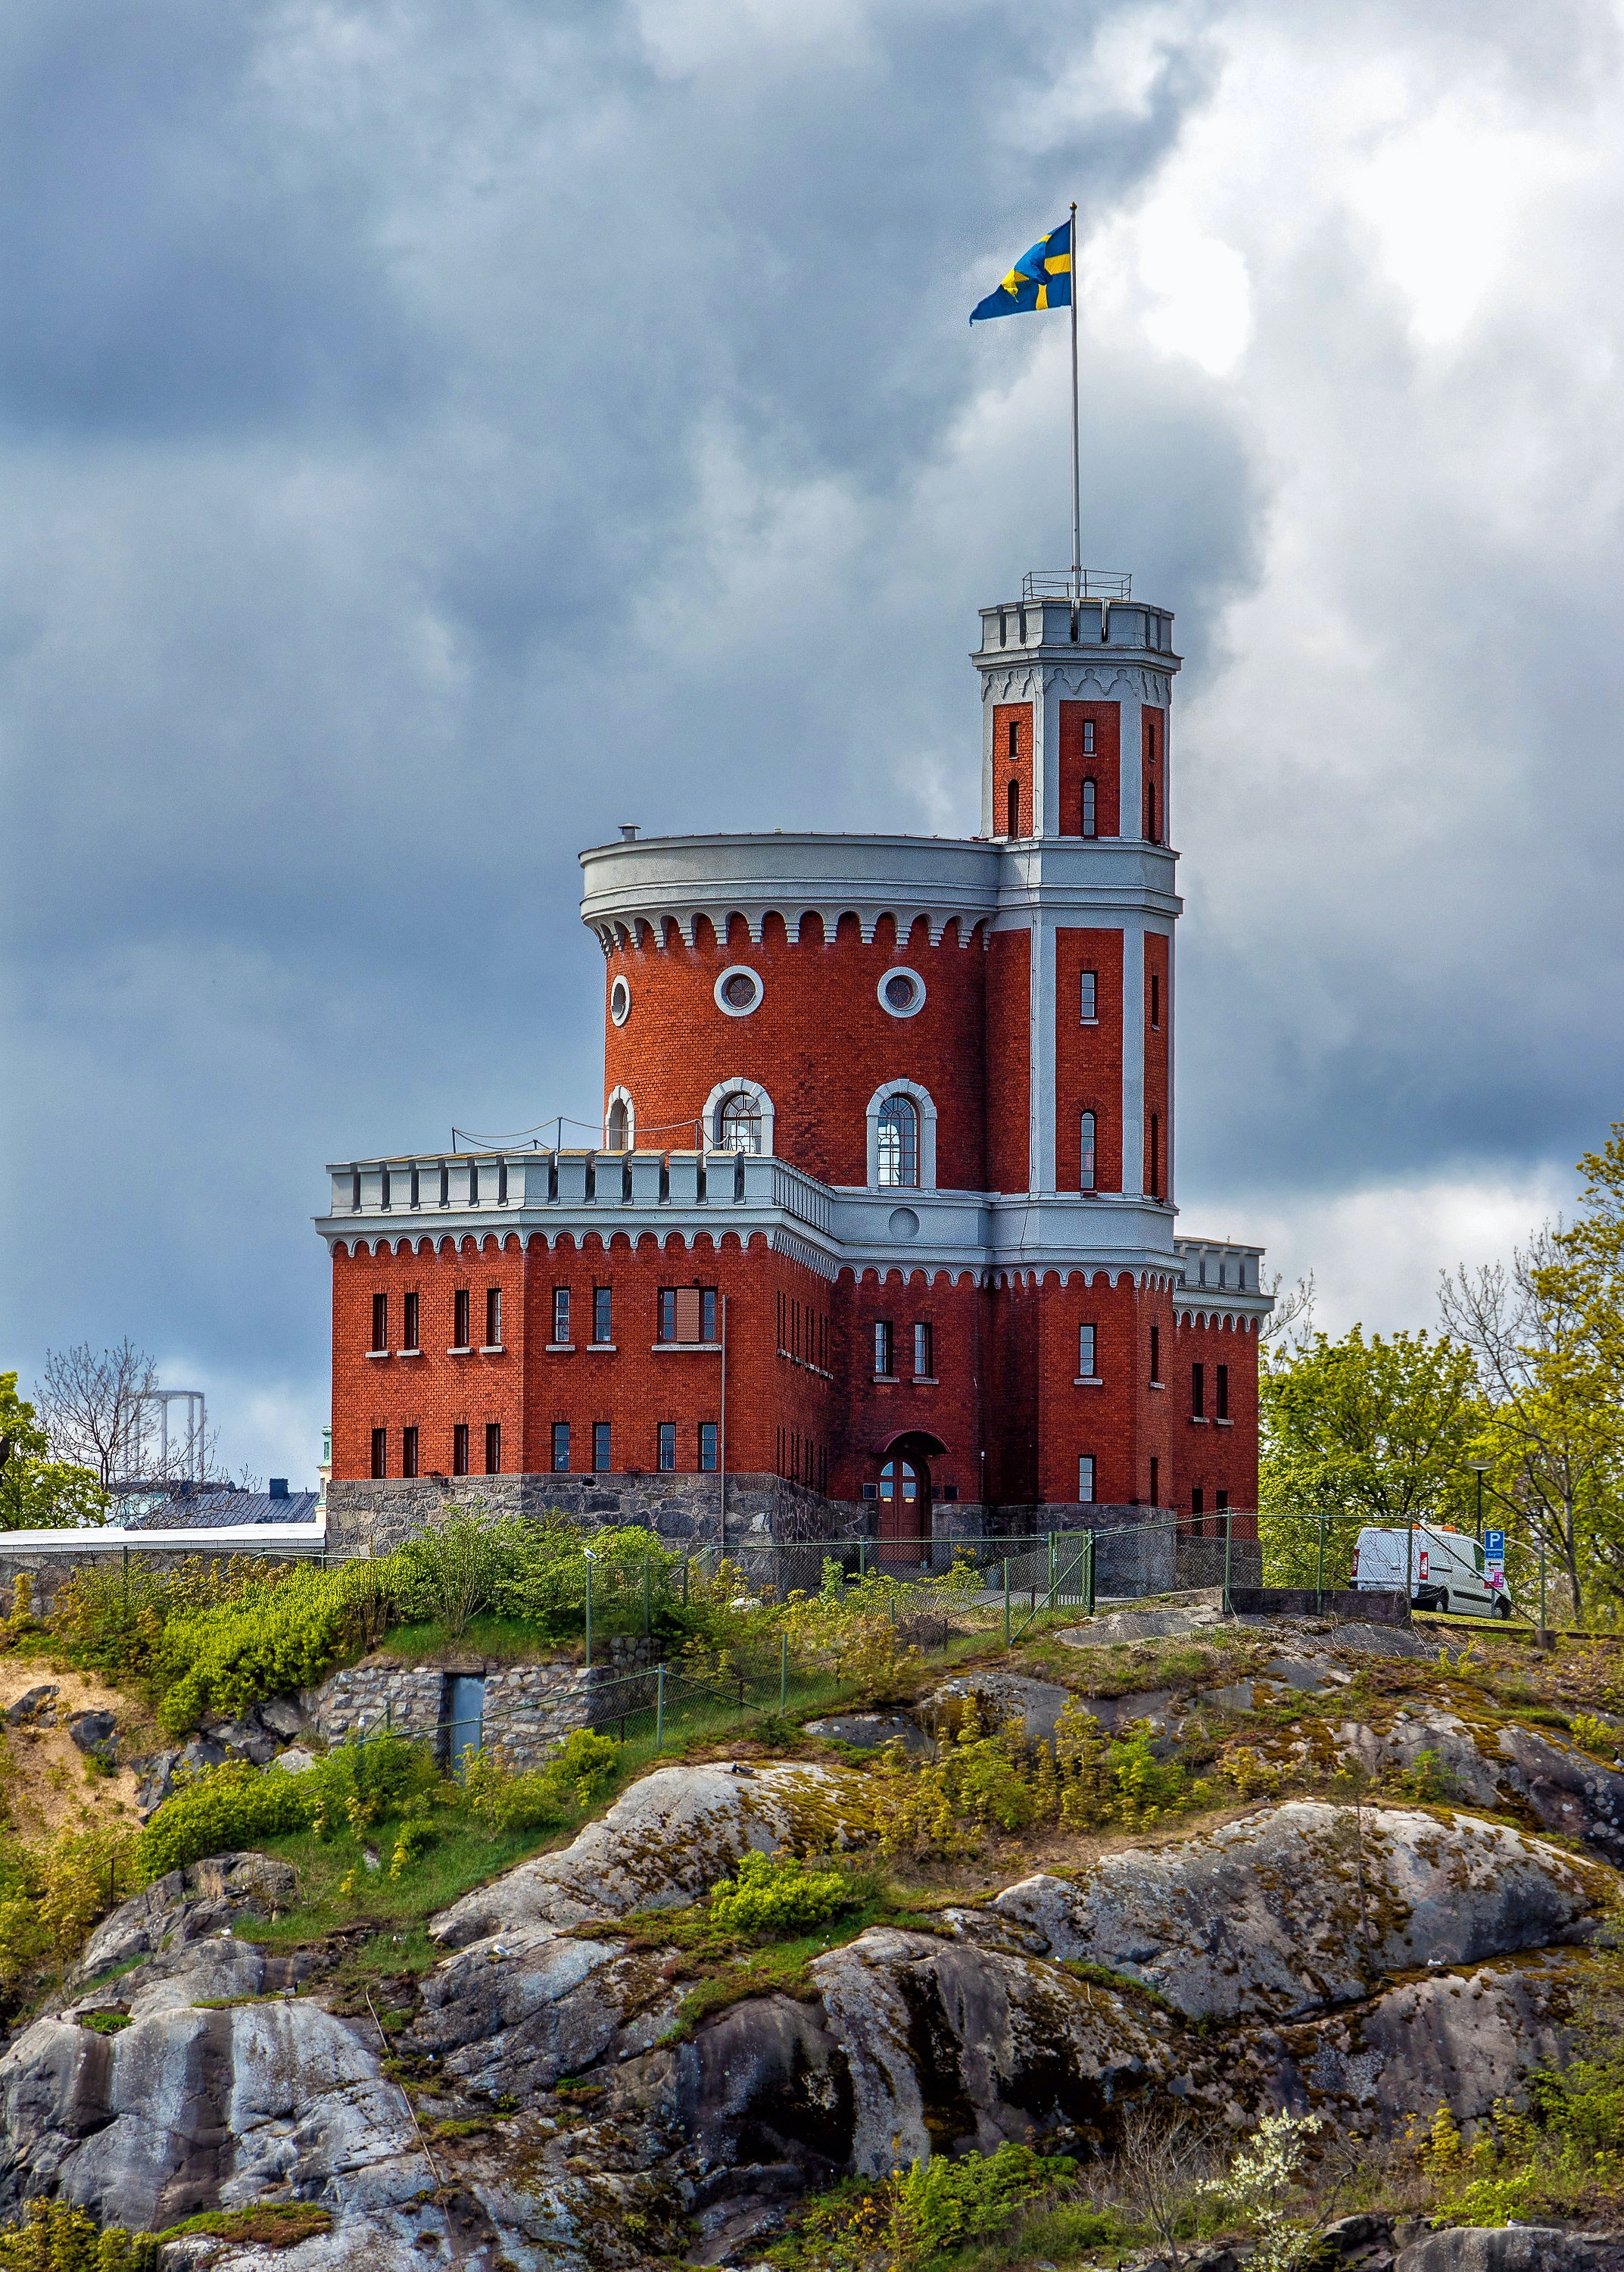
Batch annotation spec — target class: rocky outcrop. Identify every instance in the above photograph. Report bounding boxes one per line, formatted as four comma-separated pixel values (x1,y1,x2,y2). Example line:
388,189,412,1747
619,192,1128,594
72,1853,298,1987
428,1761,874,1946
990,1801,1608,2021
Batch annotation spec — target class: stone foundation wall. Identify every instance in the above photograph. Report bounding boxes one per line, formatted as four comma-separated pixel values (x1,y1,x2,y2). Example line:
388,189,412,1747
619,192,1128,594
303,1641,663,1770
324,1471,866,1556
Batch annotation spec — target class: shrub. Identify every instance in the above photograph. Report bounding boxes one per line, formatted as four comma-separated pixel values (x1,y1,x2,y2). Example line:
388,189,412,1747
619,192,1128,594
390,1509,510,1641
491,1517,687,1641
51,1556,298,1690
463,1728,622,1835
770,2143,1078,2272
132,1762,314,1882
306,1732,441,1840
709,1849,854,1937
1569,1712,1616,1759
151,1562,390,1734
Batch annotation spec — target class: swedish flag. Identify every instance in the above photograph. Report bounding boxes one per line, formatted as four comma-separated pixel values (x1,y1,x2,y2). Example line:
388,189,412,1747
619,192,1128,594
969,217,1072,323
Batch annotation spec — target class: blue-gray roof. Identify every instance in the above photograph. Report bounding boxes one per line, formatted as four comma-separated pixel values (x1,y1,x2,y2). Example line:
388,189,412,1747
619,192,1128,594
131,1490,322,1530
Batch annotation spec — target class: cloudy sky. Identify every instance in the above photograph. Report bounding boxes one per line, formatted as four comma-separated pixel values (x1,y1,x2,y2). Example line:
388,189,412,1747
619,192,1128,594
3,0,1619,1484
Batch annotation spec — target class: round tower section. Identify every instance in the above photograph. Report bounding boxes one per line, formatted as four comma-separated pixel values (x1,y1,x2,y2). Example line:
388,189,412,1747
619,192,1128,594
581,834,1002,1191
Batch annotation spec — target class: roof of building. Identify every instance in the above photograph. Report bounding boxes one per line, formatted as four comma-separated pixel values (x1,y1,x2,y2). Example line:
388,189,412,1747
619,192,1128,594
129,1490,322,1530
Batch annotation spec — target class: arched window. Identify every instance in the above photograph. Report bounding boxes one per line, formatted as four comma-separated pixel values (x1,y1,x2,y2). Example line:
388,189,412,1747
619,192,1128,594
1081,778,1096,838
877,1094,920,1188
1080,1112,1097,1191
606,1099,629,1150
715,1091,762,1153
1006,779,1021,838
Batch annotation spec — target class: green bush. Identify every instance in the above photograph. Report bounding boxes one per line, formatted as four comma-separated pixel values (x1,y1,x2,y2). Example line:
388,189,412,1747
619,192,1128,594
709,1849,854,1937
463,1728,622,1834
770,2143,1079,2272
133,1762,315,1882
152,1562,386,1735
307,1732,441,1840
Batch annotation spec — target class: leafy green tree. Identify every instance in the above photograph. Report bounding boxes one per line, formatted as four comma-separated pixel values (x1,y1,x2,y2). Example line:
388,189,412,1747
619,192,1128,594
1259,1327,1483,1583
0,1374,107,1531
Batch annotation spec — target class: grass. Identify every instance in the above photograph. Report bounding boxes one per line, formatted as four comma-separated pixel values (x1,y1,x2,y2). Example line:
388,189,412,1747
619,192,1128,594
156,2205,332,2249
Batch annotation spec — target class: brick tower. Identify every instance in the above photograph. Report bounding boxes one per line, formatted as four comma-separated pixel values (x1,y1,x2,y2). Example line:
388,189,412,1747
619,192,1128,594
317,582,1270,1558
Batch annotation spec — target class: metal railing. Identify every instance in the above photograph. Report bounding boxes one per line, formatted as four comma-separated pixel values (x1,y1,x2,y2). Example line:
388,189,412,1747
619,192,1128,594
1022,570,1133,601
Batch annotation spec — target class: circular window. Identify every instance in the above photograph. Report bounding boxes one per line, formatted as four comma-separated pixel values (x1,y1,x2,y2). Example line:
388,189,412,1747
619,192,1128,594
878,966,926,1019
609,976,631,1027
715,966,763,1018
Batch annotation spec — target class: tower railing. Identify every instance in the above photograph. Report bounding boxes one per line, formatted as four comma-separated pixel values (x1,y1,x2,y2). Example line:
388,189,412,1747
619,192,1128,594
1021,569,1131,602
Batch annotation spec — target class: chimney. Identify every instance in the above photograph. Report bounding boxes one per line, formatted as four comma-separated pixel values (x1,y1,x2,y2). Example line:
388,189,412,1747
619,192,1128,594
619,823,640,841
269,1478,289,1500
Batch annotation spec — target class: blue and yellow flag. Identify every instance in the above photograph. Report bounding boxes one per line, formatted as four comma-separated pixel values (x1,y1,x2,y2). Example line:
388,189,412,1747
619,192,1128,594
969,217,1072,323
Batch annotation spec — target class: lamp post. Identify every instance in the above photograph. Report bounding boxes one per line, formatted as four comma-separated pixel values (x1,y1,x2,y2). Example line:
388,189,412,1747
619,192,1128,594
1468,1459,1489,1542
583,1550,597,1669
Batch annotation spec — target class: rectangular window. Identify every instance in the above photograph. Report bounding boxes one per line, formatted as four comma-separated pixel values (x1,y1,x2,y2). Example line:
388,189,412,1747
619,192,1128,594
1080,970,1097,1022
550,1421,570,1472
1078,1454,1096,1503
380,1164,391,1209
485,1286,502,1347
1082,719,1095,754
453,1423,469,1475
662,1286,717,1343
700,1421,718,1471
371,1293,388,1353
1079,1322,1097,1378
485,1422,501,1475
874,1320,894,1376
370,1427,387,1480
658,1422,676,1471
402,1425,419,1479
1149,1325,1161,1384
410,1164,420,1209
659,1288,676,1342
1146,780,1158,842
553,1287,571,1344
594,1286,613,1344
402,1291,419,1352
1150,1455,1160,1506
703,1287,718,1341
1192,1362,1205,1418
454,1289,470,1349
1192,1487,1203,1519
593,1421,611,1472
1149,1114,1161,1199
1081,778,1096,837
913,1322,933,1378
1150,973,1160,1030
1216,1363,1230,1421
1217,1487,1229,1515
1007,719,1018,757
1080,1113,1096,1191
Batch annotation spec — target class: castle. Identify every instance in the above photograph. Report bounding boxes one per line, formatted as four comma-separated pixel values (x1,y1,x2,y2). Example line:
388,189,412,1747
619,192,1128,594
318,580,1270,1558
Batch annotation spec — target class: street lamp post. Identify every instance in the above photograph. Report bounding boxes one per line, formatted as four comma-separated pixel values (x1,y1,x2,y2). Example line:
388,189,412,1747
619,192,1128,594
1468,1460,1489,1542
584,1550,597,1669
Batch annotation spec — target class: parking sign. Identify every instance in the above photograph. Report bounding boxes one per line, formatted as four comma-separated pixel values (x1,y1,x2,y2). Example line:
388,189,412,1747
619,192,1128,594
1485,1528,1505,1557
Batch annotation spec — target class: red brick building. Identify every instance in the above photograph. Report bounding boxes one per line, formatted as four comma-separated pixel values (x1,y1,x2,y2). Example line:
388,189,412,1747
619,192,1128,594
319,583,1270,1556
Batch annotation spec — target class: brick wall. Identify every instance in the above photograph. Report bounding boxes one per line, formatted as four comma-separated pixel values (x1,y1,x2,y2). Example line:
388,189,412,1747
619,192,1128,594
983,928,1030,1194
1054,928,1124,1192
601,910,990,1191
1057,701,1120,838
991,701,1032,839
1170,1312,1261,1518
1143,931,1170,1201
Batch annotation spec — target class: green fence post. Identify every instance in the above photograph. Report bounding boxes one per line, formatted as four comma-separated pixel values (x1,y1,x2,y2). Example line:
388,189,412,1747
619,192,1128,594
655,1662,665,1753
859,1539,868,1582
1003,1558,1011,1648
1316,1511,1326,1614
780,1631,788,1715
585,1558,594,1669
644,1551,651,1638
1223,1512,1233,1615
1085,1529,1096,1618
683,1558,690,1608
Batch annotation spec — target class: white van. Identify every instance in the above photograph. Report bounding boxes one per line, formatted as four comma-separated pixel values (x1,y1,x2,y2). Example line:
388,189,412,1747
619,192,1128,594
1350,1525,1511,1618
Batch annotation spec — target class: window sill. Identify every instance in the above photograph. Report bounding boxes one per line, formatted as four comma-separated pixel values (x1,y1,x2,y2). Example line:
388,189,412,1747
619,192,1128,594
1189,1415,1209,1426
1149,1380,1166,1390
1215,1417,1234,1428
1080,1018,1099,1027
545,1342,575,1353
651,1340,722,1353
873,1373,899,1384
587,1343,618,1353
447,1345,472,1356
365,1350,391,1361
1074,1375,1104,1387
479,1344,506,1355
396,1349,424,1360
912,1375,939,1385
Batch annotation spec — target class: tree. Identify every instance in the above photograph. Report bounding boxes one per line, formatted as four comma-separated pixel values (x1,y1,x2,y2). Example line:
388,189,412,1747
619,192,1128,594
1442,1217,1624,1622
1259,1325,1483,1584
33,1341,217,1493
0,1375,107,1530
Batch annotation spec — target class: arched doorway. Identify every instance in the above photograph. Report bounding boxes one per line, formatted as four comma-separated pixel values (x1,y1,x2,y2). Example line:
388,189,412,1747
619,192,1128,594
876,1431,945,1567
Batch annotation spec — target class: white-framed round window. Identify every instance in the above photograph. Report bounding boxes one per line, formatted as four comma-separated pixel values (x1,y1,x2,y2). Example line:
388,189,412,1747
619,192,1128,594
609,975,631,1027
878,966,926,1019
715,965,764,1018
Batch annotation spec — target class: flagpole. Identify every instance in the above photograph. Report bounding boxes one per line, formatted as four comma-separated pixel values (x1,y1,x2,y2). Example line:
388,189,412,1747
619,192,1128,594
1068,201,1080,601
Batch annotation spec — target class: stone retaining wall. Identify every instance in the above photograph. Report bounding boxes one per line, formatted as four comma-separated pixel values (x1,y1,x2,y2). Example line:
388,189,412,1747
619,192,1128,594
324,1470,857,1556
303,1641,662,1771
